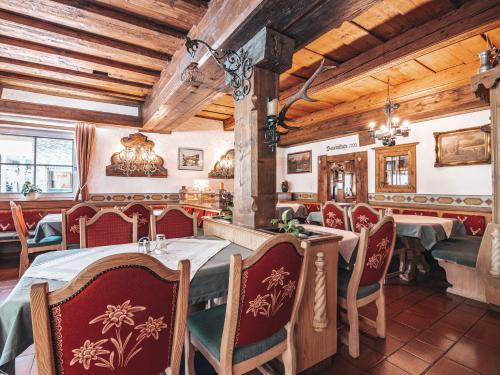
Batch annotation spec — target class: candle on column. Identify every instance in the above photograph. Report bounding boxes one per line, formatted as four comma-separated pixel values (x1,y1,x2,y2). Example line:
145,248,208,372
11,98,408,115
219,182,224,190
267,98,279,116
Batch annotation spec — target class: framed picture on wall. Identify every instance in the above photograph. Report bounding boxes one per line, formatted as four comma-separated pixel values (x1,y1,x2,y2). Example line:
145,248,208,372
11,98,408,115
434,125,491,167
178,148,204,171
287,150,312,174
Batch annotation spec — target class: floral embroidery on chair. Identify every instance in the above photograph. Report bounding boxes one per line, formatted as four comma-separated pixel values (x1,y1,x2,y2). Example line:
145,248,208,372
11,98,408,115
367,237,390,270
355,214,375,232
245,267,296,318
325,212,343,228
137,214,148,226
70,300,168,371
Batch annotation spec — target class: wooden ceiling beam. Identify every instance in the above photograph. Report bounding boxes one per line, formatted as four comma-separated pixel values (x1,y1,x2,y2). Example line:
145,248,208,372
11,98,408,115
1,83,143,106
49,0,187,38
0,73,145,102
0,35,160,79
0,0,180,54
143,0,379,131
0,99,142,127
289,61,477,128
280,0,500,102
0,9,170,65
0,56,152,90
279,85,486,146
222,116,234,131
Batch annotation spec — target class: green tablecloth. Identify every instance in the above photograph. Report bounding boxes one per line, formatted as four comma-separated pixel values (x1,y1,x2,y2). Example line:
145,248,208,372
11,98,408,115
0,237,252,373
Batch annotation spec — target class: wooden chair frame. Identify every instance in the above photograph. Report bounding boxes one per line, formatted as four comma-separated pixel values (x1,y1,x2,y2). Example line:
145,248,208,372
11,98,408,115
30,253,190,375
151,207,198,240
79,208,138,248
10,201,61,277
321,201,349,230
61,203,98,249
121,202,153,240
338,216,396,358
185,234,309,375
348,203,382,233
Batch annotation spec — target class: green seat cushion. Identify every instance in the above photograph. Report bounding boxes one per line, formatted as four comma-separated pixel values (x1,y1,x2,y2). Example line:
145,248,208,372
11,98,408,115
27,235,62,248
338,268,380,299
188,304,286,364
431,235,481,268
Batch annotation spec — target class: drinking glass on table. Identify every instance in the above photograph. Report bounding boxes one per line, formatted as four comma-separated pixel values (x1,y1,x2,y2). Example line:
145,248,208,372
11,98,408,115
154,234,167,254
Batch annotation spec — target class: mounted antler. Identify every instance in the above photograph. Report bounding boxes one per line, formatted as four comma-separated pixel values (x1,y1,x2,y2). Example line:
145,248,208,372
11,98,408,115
277,59,335,131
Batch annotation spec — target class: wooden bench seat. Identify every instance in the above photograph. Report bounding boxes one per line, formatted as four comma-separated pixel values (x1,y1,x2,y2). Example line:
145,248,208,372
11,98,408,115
431,235,485,301
432,235,482,268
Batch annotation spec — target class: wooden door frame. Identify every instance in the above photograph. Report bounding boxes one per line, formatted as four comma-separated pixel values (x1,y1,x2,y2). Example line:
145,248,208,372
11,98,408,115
317,151,368,203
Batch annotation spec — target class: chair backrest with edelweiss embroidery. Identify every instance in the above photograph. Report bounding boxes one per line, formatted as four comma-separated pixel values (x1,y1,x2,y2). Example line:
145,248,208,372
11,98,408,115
122,203,152,239
30,253,190,375
322,201,349,230
349,203,382,233
357,216,396,286
62,203,98,249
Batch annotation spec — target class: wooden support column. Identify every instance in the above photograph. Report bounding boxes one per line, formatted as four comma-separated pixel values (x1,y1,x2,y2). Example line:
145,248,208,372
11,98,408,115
471,65,500,307
232,28,293,228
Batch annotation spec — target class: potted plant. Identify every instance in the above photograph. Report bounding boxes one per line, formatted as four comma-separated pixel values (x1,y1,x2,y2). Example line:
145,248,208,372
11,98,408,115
21,181,42,200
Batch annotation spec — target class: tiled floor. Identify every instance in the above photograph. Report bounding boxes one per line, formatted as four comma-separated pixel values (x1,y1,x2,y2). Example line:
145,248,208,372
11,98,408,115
1,278,499,374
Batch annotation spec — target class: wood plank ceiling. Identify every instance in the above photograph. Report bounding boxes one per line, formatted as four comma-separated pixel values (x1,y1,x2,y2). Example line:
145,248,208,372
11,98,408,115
0,0,208,106
198,0,500,137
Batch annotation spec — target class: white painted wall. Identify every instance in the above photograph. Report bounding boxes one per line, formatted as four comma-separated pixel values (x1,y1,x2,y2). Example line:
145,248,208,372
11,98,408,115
277,110,492,195
88,126,235,193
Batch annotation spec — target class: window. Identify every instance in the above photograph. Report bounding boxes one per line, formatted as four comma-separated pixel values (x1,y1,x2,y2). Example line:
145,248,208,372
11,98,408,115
0,134,75,194
375,143,417,193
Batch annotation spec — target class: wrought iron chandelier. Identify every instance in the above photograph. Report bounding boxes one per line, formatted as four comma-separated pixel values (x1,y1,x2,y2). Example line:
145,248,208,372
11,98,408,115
182,36,253,101
368,80,410,146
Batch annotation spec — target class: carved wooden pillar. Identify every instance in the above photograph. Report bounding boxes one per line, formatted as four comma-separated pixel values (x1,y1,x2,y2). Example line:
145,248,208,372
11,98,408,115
471,65,500,222
232,28,294,228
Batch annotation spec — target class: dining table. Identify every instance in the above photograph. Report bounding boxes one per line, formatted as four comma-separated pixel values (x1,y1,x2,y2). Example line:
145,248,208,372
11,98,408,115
0,236,252,374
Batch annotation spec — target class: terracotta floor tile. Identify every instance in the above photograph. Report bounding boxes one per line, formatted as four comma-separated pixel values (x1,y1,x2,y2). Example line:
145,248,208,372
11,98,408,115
465,320,500,350
421,295,460,312
339,343,386,371
441,309,482,332
446,336,500,375
386,320,420,343
392,311,434,331
481,310,500,327
405,304,444,321
426,358,480,375
327,354,365,375
370,360,410,375
360,329,405,356
416,329,455,351
387,348,430,375
428,321,464,341
455,303,487,319
402,339,444,364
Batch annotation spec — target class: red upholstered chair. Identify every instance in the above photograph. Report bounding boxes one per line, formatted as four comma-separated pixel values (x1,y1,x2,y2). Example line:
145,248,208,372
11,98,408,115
30,253,190,375
442,212,486,236
10,202,61,276
338,217,396,358
185,234,307,375
193,208,205,228
349,203,382,233
183,206,195,215
152,208,197,239
321,201,349,230
121,203,152,240
61,203,98,249
79,208,138,248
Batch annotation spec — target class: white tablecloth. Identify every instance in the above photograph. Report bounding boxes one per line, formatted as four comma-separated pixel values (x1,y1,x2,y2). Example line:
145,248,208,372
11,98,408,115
392,214,454,238
302,224,359,263
23,238,231,282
